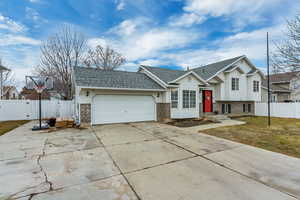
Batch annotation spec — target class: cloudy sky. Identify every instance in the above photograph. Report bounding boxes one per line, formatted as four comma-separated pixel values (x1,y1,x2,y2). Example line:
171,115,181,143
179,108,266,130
0,0,300,86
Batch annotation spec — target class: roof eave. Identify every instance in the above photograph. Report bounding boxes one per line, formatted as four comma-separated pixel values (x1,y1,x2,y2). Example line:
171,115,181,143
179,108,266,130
206,56,246,81
77,86,166,92
139,65,168,89
168,71,209,86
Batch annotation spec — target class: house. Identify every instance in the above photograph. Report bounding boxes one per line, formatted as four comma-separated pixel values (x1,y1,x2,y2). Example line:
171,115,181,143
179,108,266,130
19,87,51,100
1,86,19,100
73,55,264,125
261,71,300,102
19,87,63,100
0,65,10,99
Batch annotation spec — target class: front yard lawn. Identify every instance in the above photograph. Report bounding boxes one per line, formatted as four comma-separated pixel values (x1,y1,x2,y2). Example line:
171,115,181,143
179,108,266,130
201,117,300,158
0,120,29,136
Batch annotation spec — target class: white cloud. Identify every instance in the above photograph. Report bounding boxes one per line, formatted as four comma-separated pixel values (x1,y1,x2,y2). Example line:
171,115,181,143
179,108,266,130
0,45,40,88
169,13,205,27
116,0,125,10
89,17,284,70
109,17,151,36
26,7,48,28
0,15,26,33
0,34,40,46
89,18,201,62
26,7,39,21
139,59,171,67
109,19,138,36
184,0,281,17
160,24,285,69
88,37,111,48
181,0,286,30
122,28,200,61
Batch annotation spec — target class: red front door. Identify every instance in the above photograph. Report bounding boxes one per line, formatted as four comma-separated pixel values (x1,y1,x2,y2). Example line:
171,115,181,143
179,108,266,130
203,90,213,112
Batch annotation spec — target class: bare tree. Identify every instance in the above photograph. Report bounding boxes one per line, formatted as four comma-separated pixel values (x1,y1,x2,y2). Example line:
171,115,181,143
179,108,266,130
84,45,125,70
272,14,300,73
36,25,87,100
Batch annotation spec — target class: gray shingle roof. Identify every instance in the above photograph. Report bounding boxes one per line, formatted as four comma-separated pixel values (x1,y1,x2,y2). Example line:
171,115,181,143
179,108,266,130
0,65,9,71
268,71,300,83
247,68,257,75
74,67,164,90
141,66,186,84
192,56,244,80
261,79,291,92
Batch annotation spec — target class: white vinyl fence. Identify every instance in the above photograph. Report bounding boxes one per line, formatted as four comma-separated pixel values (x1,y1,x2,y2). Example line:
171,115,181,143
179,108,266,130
255,102,300,119
0,100,75,121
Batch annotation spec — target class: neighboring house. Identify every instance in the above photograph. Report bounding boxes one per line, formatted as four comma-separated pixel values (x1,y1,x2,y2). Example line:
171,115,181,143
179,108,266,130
73,55,264,125
19,87,51,100
0,65,10,100
19,87,63,100
1,86,18,100
261,71,300,102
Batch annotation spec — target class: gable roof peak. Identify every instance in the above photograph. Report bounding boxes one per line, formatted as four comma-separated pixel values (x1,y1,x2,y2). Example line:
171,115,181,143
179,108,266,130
192,55,245,81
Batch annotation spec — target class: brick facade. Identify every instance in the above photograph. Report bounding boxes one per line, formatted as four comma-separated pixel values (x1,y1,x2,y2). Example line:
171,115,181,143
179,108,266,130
80,104,91,123
156,103,171,122
216,101,255,115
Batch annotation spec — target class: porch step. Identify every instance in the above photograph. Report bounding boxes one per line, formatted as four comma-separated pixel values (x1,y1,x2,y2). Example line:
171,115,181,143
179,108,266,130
205,115,231,122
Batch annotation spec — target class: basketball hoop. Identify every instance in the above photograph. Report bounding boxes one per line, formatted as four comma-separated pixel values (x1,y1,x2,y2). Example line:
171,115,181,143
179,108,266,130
25,76,53,130
25,76,53,93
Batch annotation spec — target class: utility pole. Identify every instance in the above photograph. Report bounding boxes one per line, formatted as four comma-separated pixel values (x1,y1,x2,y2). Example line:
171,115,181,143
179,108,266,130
267,32,271,126
0,70,2,100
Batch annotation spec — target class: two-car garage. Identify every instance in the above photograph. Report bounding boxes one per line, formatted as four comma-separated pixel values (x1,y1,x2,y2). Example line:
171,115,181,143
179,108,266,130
92,95,156,125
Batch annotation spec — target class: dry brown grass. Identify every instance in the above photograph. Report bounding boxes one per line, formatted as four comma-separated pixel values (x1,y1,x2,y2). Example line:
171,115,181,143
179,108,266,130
0,120,29,136
201,117,300,158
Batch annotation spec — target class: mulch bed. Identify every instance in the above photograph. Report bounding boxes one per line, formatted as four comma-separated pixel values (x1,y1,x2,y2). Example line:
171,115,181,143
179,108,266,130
167,118,216,128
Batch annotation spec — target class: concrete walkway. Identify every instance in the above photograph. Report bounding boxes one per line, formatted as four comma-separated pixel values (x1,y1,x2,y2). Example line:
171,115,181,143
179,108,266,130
0,121,299,200
183,119,246,132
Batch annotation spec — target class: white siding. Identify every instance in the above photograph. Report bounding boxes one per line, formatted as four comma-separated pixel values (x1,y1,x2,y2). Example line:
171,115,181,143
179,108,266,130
223,69,248,100
171,75,200,118
247,73,262,101
218,59,262,102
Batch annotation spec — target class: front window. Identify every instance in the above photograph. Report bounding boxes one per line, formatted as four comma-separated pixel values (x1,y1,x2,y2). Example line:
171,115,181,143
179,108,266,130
253,81,260,92
232,78,239,91
271,94,277,102
222,104,231,114
171,90,178,108
183,90,196,108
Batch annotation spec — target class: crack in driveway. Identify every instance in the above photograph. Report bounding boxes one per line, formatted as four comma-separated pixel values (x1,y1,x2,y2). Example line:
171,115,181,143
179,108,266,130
27,138,53,200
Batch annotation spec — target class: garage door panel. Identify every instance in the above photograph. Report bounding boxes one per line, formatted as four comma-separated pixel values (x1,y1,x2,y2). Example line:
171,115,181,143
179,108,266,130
92,95,155,125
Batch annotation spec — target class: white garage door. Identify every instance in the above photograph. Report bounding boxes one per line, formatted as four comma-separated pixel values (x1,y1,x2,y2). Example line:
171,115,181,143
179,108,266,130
92,95,156,124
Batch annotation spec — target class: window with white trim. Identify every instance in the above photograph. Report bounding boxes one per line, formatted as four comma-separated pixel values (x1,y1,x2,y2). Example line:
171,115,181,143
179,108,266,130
222,104,231,114
253,81,260,92
232,78,239,91
183,90,196,108
171,90,178,108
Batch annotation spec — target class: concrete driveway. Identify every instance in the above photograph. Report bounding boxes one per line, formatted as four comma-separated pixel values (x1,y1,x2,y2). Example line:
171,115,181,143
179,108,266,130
0,121,299,200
